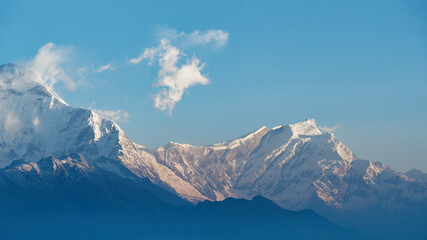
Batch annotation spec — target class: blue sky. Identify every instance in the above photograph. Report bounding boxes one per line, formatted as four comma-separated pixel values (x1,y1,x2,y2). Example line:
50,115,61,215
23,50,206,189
1,0,426,171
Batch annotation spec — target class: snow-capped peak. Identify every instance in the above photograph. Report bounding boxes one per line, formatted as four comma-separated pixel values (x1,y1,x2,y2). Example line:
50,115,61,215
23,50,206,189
0,64,124,167
0,63,425,233
0,63,67,105
208,125,269,149
272,119,322,136
289,118,322,135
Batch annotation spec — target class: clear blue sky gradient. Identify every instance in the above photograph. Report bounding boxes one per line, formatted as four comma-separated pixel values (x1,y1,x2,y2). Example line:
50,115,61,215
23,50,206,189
1,0,426,171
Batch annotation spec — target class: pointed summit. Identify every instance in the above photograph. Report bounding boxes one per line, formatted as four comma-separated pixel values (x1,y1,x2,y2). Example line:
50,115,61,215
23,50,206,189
0,63,41,91
0,63,67,105
288,118,322,136
271,119,322,136
0,64,124,167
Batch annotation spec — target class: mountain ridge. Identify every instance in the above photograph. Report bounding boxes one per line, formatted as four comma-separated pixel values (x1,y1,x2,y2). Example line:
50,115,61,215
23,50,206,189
0,63,426,238
0,153,360,240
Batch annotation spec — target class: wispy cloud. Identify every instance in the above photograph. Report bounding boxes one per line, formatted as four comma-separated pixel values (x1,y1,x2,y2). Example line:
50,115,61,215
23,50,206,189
27,42,77,90
129,47,158,65
77,66,87,73
92,108,130,123
319,124,341,132
156,26,229,48
130,40,209,115
129,27,228,115
96,63,114,73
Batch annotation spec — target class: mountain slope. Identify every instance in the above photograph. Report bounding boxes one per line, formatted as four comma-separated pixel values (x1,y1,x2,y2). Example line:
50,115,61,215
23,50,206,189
0,155,358,240
406,168,427,184
0,63,207,202
0,64,426,238
154,120,426,213
0,154,188,212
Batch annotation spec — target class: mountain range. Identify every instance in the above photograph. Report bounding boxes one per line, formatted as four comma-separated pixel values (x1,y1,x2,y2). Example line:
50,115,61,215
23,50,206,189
0,63,425,239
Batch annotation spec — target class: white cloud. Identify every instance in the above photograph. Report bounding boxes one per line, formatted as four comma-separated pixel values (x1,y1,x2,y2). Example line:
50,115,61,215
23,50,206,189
130,27,227,115
96,63,114,73
28,42,77,90
130,39,209,115
185,29,229,47
156,27,229,48
4,112,20,135
129,47,158,65
77,66,87,73
319,124,341,132
92,109,130,123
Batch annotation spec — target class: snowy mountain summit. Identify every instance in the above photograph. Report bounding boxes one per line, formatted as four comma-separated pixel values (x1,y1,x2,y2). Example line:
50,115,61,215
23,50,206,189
0,64,426,231
0,63,123,166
